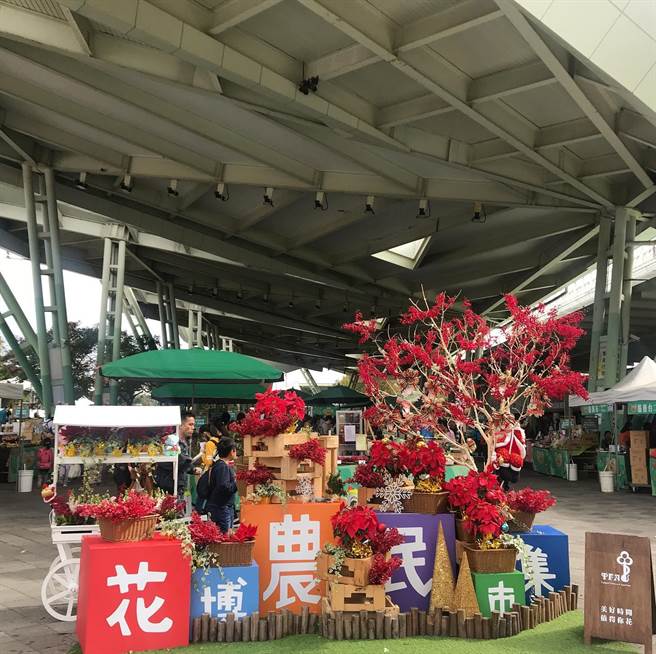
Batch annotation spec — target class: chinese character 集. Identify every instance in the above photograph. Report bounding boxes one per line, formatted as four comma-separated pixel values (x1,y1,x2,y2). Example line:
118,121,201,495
523,545,556,597
263,514,321,609
386,527,430,596
105,563,172,637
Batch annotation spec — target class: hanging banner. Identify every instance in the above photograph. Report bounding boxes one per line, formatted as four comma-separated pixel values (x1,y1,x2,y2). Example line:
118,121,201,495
627,401,656,415
241,502,339,614
584,532,655,652
581,404,612,416
378,512,455,612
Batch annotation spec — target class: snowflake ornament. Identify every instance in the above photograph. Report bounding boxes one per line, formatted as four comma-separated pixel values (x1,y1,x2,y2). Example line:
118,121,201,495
374,472,412,513
295,476,315,499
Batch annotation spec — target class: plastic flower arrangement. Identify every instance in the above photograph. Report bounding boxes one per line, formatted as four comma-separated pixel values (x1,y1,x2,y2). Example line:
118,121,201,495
507,488,556,514
230,390,306,437
77,490,157,522
188,511,223,546
224,523,257,543
156,493,186,521
369,439,406,477
349,462,385,489
400,438,446,492
368,553,402,585
237,464,275,486
344,293,588,470
288,438,327,466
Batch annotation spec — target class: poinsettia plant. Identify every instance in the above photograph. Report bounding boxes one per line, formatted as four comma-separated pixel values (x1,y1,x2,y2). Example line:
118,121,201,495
369,439,406,477
77,490,157,522
331,504,379,550
225,523,257,543
230,390,306,437
344,293,588,469
348,461,385,488
507,488,556,514
156,494,186,521
188,511,223,546
400,438,446,491
288,438,326,466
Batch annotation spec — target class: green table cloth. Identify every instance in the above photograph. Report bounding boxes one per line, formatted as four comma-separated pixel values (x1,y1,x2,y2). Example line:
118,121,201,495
532,446,569,479
596,452,629,490
650,452,656,497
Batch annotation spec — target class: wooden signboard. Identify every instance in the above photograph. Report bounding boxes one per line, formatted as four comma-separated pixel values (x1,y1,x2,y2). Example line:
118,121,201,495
584,532,655,653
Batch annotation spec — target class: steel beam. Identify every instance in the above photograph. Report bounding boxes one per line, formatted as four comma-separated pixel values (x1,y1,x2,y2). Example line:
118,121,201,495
0,310,42,400
587,217,611,392
22,162,53,415
620,213,638,375
0,271,37,352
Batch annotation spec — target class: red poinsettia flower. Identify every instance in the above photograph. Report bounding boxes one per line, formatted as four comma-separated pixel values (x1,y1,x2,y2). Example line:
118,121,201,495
77,490,157,523
188,511,223,546
288,438,326,466
226,523,257,542
368,553,402,585
331,504,379,544
507,488,556,514
349,462,385,488
230,390,306,437
369,526,404,555
400,439,446,480
237,464,274,486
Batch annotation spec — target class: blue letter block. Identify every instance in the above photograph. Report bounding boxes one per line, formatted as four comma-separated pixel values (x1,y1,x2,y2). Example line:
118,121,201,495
190,562,259,623
515,524,570,603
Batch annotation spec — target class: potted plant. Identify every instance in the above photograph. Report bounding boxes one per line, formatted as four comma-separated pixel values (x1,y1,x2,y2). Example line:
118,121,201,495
77,490,159,542
237,465,286,504
442,473,476,542
155,493,186,522
317,503,403,586
207,522,258,567
288,437,326,473
507,488,556,531
400,438,448,513
325,472,346,500
348,461,385,505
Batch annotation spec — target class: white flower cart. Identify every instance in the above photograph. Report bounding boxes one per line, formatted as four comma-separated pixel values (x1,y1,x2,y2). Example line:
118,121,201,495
41,405,181,622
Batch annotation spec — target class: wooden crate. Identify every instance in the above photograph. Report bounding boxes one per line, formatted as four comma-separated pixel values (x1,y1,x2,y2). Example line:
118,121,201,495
357,487,378,505
251,455,323,481
243,432,309,458
321,595,398,619
316,553,373,587
328,582,386,612
273,475,324,497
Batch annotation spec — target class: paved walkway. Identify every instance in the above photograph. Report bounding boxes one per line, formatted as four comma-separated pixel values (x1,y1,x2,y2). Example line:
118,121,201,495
0,470,654,653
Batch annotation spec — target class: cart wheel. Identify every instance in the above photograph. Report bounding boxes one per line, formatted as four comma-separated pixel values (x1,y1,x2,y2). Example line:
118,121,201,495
41,559,80,621
48,547,80,574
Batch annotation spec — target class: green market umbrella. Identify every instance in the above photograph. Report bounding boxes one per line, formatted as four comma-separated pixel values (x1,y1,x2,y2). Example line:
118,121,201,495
101,348,283,383
307,386,371,407
152,382,268,403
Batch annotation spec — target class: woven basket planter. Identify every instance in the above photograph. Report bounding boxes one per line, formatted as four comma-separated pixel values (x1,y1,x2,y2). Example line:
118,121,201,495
98,515,158,542
207,540,255,566
402,490,449,514
455,518,475,543
508,510,536,532
463,544,517,573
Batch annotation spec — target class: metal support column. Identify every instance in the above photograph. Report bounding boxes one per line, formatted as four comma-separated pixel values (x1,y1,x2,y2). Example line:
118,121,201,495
604,207,629,389
44,168,74,404
124,287,154,350
167,283,180,348
301,368,320,394
22,163,53,415
620,212,638,375
0,311,43,399
94,236,127,404
156,282,169,348
587,217,611,392
0,272,38,351
187,307,203,348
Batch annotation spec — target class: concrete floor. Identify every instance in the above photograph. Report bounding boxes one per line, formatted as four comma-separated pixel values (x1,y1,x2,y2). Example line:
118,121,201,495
0,469,654,654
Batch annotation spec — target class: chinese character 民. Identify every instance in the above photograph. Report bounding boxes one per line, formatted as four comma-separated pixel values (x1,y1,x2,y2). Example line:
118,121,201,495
386,527,430,597
105,563,172,637
202,577,247,619
263,514,321,609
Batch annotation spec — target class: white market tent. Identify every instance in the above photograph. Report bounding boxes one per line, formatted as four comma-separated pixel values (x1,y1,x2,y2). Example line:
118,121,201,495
0,382,24,401
570,357,656,407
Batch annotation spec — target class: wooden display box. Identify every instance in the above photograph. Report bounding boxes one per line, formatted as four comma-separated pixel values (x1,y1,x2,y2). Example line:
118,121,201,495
321,595,398,618
629,431,649,450
243,432,309,458
252,455,323,481
273,475,324,497
316,552,373,587
328,581,386,612
357,487,380,506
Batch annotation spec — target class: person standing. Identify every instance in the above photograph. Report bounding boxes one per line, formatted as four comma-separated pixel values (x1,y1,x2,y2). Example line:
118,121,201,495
206,437,237,533
155,411,195,497
36,438,53,488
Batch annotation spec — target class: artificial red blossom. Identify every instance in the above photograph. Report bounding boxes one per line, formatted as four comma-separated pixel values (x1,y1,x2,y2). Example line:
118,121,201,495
226,523,257,542
157,494,186,521
464,499,506,539
368,553,402,585
369,440,406,476
236,464,274,486
349,462,385,488
288,438,327,466
344,293,588,469
188,511,223,546
369,524,404,555
331,503,379,545
230,390,305,437
507,488,556,514
400,438,446,481
77,490,157,522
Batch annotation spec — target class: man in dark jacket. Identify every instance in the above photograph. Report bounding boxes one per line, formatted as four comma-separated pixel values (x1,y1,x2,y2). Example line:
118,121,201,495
206,437,237,533
155,411,195,497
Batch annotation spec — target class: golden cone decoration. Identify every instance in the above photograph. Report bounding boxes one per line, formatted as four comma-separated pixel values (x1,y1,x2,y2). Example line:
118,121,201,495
429,521,454,612
453,551,479,617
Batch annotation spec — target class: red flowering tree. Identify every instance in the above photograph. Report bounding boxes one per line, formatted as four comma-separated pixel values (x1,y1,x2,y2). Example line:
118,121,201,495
230,390,305,437
344,293,588,469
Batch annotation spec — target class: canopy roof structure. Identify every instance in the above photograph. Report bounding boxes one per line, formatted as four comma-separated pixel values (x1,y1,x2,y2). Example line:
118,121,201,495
0,1,655,372
101,348,283,382
571,356,656,406
0,382,23,401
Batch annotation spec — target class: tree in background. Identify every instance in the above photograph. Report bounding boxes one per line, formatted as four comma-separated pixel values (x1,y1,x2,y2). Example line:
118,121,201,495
0,321,151,404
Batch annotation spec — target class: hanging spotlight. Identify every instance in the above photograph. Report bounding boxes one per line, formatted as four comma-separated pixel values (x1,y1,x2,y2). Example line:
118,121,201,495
314,190,328,211
167,179,179,197
315,298,321,310
119,174,133,193
76,171,88,190
417,198,430,218
215,182,229,201
263,187,274,207
288,296,295,309
298,75,319,95
236,287,243,300
364,195,375,215
471,201,486,223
